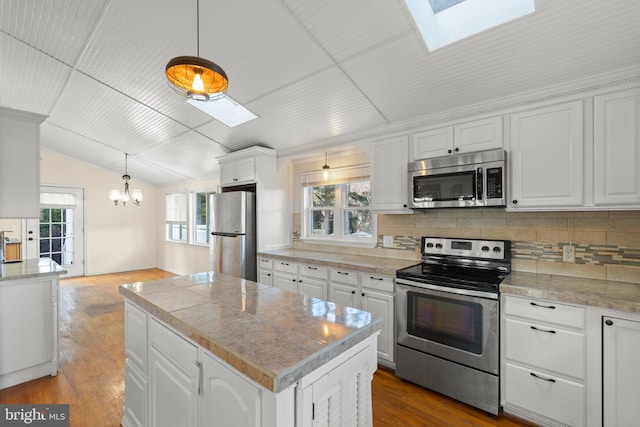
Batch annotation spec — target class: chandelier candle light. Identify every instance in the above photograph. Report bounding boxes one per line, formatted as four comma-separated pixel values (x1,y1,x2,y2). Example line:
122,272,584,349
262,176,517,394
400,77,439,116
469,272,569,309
109,153,143,206
165,0,228,101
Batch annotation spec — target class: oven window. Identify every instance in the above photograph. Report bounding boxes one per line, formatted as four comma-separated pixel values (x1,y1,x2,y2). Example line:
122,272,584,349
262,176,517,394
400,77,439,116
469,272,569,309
407,291,483,354
413,171,475,202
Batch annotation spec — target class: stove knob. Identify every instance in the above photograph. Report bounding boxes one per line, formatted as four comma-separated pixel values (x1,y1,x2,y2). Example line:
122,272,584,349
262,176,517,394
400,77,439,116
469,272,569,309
426,242,434,248
482,246,490,252
435,243,443,249
493,246,502,253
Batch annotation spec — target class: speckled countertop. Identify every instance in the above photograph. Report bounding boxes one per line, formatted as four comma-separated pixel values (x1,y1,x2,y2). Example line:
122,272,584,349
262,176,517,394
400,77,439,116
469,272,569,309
0,258,66,281
258,249,417,276
119,271,382,393
501,272,640,314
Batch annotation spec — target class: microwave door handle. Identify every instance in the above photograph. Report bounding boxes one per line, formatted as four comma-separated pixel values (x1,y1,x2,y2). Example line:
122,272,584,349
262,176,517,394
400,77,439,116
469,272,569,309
476,167,483,202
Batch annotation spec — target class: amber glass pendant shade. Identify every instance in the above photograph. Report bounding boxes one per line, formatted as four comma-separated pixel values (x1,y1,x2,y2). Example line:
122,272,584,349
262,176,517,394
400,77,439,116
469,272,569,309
166,56,228,101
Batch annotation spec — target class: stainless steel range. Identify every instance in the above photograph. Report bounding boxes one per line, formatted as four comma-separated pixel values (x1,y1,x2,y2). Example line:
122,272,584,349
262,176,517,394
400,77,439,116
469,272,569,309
395,237,511,415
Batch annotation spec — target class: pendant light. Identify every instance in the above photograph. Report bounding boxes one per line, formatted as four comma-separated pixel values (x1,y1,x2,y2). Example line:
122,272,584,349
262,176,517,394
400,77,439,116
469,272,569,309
109,154,143,206
322,152,330,181
165,0,228,101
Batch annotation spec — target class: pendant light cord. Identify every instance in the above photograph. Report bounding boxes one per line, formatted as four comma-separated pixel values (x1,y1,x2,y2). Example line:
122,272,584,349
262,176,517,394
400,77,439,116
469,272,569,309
196,0,200,57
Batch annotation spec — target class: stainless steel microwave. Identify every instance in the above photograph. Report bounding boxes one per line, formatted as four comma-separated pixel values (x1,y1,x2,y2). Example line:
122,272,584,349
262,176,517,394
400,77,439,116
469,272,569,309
408,149,506,209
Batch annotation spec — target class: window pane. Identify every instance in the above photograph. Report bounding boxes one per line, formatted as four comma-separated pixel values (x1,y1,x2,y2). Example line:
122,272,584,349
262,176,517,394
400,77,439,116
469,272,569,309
312,185,336,207
346,181,371,207
51,208,62,222
40,239,50,253
40,224,50,238
40,209,50,222
344,210,373,237
311,210,334,236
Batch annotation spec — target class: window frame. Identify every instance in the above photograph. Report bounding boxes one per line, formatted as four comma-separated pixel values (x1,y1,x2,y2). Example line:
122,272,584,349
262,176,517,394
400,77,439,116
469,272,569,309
189,190,216,246
301,167,376,248
165,192,188,243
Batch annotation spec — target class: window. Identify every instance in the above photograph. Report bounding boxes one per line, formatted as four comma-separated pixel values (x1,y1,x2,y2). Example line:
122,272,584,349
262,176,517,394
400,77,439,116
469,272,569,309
166,193,188,242
40,206,74,266
302,167,376,247
191,191,215,245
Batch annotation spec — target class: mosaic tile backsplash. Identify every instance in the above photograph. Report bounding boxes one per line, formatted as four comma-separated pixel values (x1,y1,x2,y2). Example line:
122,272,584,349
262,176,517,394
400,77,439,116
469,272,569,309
292,209,640,284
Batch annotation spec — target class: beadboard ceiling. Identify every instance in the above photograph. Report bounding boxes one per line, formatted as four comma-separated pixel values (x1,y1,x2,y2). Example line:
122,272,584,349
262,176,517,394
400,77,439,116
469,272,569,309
1,0,640,186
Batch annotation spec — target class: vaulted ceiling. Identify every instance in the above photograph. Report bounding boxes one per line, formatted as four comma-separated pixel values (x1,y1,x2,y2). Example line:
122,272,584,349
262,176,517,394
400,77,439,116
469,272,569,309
1,0,640,186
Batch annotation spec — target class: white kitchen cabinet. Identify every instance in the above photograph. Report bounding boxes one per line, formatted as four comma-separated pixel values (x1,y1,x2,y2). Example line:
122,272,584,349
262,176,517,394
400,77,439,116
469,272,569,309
502,295,586,426
199,349,261,427
148,319,199,427
370,135,411,213
412,116,503,159
123,302,149,427
0,275,59,390
273,259,299,294
297,263,328,300
508,101,584,209
257,257,274,286
0,107,47,218
594,88,640,206
602,315,640,427
216,146,290,252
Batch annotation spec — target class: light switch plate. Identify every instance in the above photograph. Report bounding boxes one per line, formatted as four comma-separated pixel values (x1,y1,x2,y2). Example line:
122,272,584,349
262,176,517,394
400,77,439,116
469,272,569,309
383,235,393,248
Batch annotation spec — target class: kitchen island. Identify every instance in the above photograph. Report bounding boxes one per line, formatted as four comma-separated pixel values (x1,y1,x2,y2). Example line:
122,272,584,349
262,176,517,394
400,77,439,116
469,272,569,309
119,271,382,427
0,258,66,390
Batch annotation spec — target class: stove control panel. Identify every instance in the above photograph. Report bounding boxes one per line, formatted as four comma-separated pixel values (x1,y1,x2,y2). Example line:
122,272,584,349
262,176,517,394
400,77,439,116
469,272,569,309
422,237,507,260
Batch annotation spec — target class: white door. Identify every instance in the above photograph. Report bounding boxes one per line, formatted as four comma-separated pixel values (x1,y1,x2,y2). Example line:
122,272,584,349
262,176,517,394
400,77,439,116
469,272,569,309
38,186,85,277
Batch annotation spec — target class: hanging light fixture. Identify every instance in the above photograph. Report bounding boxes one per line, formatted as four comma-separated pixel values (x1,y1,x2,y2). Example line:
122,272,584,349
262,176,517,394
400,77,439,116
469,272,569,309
109,154,143,207
322,152,330,180
165,0,228,101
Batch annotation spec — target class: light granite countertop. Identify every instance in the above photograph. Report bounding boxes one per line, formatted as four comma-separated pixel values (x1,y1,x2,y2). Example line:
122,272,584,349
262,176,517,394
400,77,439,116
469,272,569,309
0,258,66,281
501,272,640,314
119,271,382,393
258,249,417,276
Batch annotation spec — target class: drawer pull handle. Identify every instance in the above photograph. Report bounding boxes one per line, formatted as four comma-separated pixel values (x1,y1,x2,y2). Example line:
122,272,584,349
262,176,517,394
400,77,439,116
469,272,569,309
530,372,556,383
281,262,289,266
338,271,349,275
530,302,556,309
308,266,318,270
370,276,383,281
530,326,556,334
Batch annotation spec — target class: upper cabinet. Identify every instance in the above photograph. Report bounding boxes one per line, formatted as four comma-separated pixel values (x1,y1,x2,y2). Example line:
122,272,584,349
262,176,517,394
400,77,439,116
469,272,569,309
0,107,47,218
594,88,640,206
508,101,584,209
370,135,411,213
219,155,256,186
412,116,503,160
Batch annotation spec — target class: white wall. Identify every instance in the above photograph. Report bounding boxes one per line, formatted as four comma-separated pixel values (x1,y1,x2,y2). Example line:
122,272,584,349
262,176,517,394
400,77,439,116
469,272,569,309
40,149,158,275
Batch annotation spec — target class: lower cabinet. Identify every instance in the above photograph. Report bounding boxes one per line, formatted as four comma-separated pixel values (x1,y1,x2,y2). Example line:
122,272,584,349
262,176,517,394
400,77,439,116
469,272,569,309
501,295,586,426
602,315,640,426
123,300,378,427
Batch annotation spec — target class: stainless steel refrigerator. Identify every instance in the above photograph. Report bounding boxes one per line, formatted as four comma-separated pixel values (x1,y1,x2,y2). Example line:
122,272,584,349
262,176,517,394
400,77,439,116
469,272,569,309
209,191,256,281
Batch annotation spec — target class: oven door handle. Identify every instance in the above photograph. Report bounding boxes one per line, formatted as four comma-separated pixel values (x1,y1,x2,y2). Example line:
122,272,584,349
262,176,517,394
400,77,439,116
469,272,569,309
395,278,499,300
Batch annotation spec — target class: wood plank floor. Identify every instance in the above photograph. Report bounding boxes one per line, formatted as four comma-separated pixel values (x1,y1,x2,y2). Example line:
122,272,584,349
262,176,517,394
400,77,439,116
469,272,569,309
0,269,536,427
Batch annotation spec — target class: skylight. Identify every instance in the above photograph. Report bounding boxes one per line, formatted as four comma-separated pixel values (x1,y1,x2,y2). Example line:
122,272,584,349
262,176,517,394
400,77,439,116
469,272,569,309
187,96,258,128
405,0,535,51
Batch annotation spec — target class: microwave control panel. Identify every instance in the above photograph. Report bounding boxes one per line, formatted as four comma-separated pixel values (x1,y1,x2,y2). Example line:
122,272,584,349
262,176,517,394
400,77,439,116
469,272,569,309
486,167,503,199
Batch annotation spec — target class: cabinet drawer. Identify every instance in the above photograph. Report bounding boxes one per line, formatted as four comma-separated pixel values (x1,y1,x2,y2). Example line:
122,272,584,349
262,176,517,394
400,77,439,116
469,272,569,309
273,260,298,275
503,296,584,329
299,263,328,280
257,257,273,270
330,268,358,286
505,363,585,426
505,318,585,380
149,318,197,371
360,273,394,293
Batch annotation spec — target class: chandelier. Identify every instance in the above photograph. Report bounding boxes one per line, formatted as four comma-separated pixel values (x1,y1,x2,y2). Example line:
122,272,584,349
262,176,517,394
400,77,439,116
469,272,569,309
109,153,143,206
165,0,228,101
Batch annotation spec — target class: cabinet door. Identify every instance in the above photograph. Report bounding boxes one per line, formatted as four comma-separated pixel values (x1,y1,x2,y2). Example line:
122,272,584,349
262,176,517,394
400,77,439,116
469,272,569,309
124,360,147,427
328,282,358,308
603,316,640,427
298,276,327,300
200,350,261,427
412,127,454,159
258,269,273,286
360,289,394,364
454,116,503,153
371,135,410,212
219,161,238,186
235,157,256,184
509,101,584,208
594,88,640,205
125,301,148,373
273,272,298,294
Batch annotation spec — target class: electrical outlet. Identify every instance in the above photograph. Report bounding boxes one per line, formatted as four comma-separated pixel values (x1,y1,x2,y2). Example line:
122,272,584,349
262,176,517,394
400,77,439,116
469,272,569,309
383,235,394,248
563,245,575,263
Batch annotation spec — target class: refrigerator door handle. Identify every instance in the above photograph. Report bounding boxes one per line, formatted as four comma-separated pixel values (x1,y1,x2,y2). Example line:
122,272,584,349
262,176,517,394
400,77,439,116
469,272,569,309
211,232,244,237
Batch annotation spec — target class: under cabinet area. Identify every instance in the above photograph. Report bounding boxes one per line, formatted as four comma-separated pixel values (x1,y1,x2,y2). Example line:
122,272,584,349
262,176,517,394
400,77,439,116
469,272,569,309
501,295,586,427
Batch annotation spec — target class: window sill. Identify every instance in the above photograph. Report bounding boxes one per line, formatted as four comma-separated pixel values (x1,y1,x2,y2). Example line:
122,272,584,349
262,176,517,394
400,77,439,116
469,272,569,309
300,237,377,249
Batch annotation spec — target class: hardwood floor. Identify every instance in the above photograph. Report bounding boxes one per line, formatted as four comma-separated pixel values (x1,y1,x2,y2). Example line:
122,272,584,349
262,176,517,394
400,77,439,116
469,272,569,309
0,269,536,427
